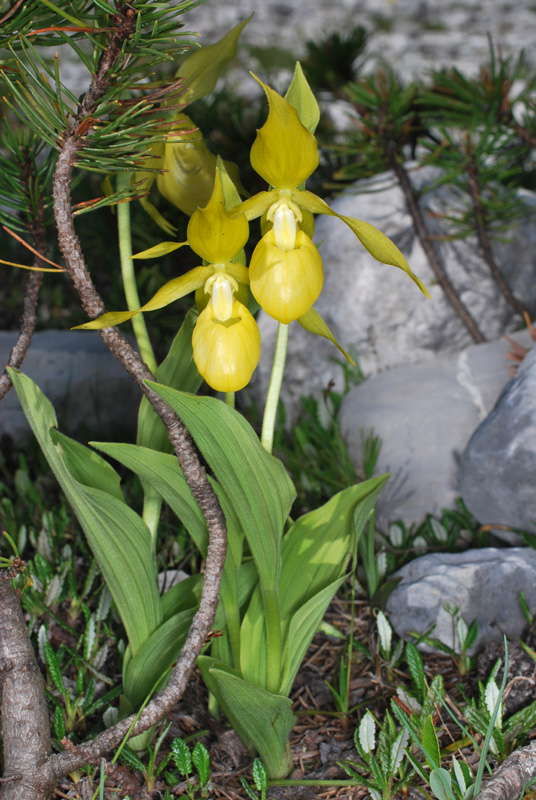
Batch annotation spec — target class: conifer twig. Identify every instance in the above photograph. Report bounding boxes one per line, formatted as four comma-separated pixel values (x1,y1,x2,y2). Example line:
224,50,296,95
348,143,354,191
0,148,47,401
0,6,228,798
465,142,526,317
388,153,486,343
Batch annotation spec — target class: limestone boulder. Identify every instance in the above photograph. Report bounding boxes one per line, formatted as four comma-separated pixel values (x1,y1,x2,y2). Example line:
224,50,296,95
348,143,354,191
0,331,140,444
385,548,536,654
339,331,532,530
253,169,536,416
459,344,536,543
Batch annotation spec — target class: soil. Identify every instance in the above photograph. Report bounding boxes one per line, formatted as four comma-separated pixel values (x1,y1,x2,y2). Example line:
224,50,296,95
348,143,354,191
53,596,536,800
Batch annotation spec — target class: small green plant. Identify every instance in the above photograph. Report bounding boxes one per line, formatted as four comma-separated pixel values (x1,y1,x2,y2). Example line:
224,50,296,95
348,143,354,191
394,642,445,738
339,710,414,800
239,758,269,800
409,605,478,676
375,610,404,679
463,667,536,760
117,731,211,797
42,636,121,740
395,640,510,800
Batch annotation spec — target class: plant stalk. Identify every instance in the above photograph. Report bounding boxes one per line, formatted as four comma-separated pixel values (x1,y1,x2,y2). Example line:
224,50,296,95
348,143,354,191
261,322,289,453
116,171,158,374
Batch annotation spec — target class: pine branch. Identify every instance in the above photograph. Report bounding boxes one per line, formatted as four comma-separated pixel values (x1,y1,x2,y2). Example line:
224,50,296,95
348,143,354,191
1,4,227,797
388,153,486,343
465,142,526,317
0,146,47,401
475,741,536,800
0,566,53,800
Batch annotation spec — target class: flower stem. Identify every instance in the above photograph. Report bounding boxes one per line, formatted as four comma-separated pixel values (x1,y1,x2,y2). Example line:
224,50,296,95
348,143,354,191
261,322,289,453
225,391,235,409
117,171,158,374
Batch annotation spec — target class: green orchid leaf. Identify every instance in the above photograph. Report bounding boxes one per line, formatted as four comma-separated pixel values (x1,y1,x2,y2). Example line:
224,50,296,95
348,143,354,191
197,658,295,779
137,308,202,456
143,386,296,592
8,369,162,656
92,439,246,673
48,429,124,502
210,482,246,671
280,577,345,696
73,267,212,330
161,574,204,621
298,307,355,364
124,608,196,709
251,76,319,189
279,477,388,625
284,61,320,134
176,16,252,105
139,197,177,236
239,586,267,688
91,444,208,556
132,241,187,259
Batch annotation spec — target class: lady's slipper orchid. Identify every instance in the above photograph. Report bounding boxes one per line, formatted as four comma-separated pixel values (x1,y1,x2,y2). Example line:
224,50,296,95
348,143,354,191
156,115,245,217
74,172,260,393
235,78,430,305
192,298,260,392
250,229,323,323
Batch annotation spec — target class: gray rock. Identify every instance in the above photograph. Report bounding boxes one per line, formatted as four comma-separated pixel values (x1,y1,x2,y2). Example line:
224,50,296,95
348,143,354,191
182,0,536,85
459,343,536,543
253,169,536,416
339,331,533,530
0,331,140,443
385,547,536,654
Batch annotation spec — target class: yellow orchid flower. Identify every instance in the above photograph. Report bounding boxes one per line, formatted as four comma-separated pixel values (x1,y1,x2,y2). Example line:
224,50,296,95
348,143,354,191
156,115,245,217
249,229,323,324
74,172,260,393
192,298,260,392
236,78,430,313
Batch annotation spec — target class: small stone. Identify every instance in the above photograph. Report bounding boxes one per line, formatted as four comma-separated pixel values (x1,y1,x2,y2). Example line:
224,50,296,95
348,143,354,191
385,548,536,654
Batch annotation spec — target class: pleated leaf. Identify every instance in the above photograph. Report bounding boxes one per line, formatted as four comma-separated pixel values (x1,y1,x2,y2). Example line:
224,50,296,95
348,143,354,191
279,476,388,625
198,658,295,779
144,386,296,591
8,369,162,656
92,443,208,555
123,608,196,709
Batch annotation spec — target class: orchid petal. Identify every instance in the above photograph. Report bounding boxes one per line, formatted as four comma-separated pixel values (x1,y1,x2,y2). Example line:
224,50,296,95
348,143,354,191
192,300,261,392
188,171,249,263
233,190,277,222
250,76,319,189
298,308,355,364
296,189,430,297
133,241,187,259
74,266,212,330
